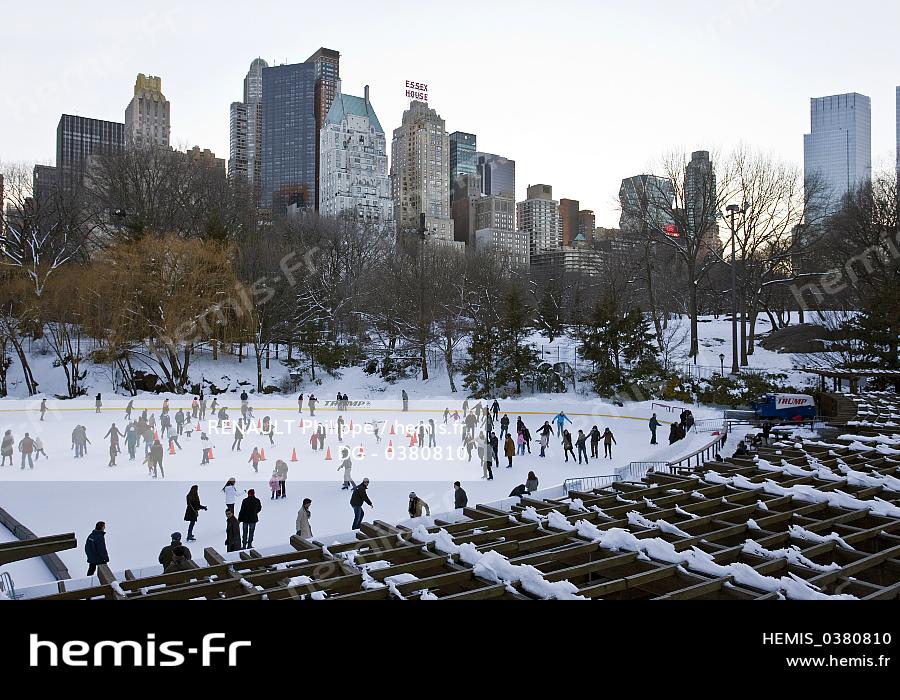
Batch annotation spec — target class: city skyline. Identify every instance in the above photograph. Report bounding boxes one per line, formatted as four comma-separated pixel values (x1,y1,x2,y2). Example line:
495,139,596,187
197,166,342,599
1,0,898,227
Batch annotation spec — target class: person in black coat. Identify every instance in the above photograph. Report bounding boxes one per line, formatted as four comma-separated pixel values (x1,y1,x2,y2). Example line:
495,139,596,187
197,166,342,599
158,532,192,570
225,509,241,553
183,485,207,542
85,522,109,576
509,484,528,498
454,481,468,509
350,478,372,530
238,490,262,549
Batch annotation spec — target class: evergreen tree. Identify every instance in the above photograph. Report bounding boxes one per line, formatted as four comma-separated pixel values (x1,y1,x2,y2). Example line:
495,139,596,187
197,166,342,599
462,321,502,398
496,283,540,395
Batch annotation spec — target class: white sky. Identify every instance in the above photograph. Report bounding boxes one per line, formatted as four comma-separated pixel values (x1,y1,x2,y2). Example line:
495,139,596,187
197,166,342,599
1,0,897,227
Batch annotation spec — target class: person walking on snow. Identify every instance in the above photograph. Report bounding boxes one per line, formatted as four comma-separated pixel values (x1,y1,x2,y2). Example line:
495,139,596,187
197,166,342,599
575,430,589,465
222,478,242,515
589,426,602,459
603,428,617,459
408,492,431,518
18,433,36,470
554,412,572,437
85,522,109,577
350,479,372,530
562,429,576,463
504,433,516,468
649,414,661,445
225,510,241,553
296,498,313,538
238,490,262,549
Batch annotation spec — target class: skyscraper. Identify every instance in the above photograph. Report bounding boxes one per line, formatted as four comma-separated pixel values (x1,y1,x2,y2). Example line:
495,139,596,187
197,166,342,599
56,114,125,193
517,184,560,255
475,194,515,233
260,61,317,213
124,74,170,148
684,150,716,232
477,153,515,197
577,210,595,243
451,174,481,246
896,86,899,174
318,86,393,226
803,92,872,214
559,198,580,246
450,132,477,200
307,48,341,210
228,101,248,180
391,100,454,241
619,175,675,233
244,58,268,203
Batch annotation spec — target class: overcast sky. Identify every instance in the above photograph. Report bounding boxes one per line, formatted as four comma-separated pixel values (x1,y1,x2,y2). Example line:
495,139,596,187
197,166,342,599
1,0,897,226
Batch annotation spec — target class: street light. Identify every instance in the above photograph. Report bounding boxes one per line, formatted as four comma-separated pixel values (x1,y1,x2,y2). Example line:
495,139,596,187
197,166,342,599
725,203,746,376
719,353,725,376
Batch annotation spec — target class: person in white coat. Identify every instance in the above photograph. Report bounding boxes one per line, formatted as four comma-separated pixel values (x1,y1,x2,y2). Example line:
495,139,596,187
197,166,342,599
222,478,242,515
295,499,313,538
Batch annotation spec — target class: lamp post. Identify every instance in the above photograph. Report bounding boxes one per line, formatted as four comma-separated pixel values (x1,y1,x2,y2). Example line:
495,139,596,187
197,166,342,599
725,204,745,376
719,353,725,376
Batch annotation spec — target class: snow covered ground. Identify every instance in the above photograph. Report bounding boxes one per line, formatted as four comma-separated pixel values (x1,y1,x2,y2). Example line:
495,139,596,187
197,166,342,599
0,395,723,587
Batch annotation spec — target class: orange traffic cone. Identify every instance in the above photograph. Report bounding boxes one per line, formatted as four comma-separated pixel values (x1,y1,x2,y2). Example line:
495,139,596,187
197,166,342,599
208,447,215,460
196,422,201,431
260,448,266,461
389,424,396,435
349,420,354,431
154,431,160,441
169,442,176,455
388,440,393,448
257,419,262,429
291,448,298,462
325,447,333,461
358,444,365,457
410,432,418,447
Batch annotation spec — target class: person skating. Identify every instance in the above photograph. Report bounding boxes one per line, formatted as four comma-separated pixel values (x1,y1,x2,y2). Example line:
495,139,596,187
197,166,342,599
464,411,477,441
588,426,601,459
298,394,304,414
33,436,47,461
222,478,241,515
199,396,207,420
481,435,494,481
183,485,207,542
231,423,244,452
18,433,35,470
158,532,192,570
175,409,186,436
165,546,195,574
95,393,102,414
248,446,261,473
526,471,539,494
85,521,109,577
107,441,118,467
238,490,262,549
350,478,372,530
516,430,526,456
443,407,450,425
200,432,211,465
159,412,172,439
504,433,515,469
73,425,91,458
418,422,425,449
124,399,134,420
225,509,241,553
401,389,409,412
499,414,510,440
464,433,475,462
275,459,288,499
124,423,139,461
167,434,182,453
40,398,47,421
649,414,662,445
296,499,313,539
669,422,680,445
310,430,320,452
408,492,431,518
338,455,354,490
308,394,317,417
211,397,218,414
1,430,14,466
428,418,437,448
489,432,500,467
553,411,572,437
191,397,199,420
575,430,589,465
603,428,617,459
454,482,468,509
337,415,345,442
491,399,500,421
104,423,123,454
539,430,550,458
562,429,576,463
149,439,165,478
522,423,532,454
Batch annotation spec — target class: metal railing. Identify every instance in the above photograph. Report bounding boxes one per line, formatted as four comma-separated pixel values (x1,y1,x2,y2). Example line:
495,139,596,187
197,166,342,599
563,474,622,493
0,571,16,600
615,462,668,483
692,419,726,434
